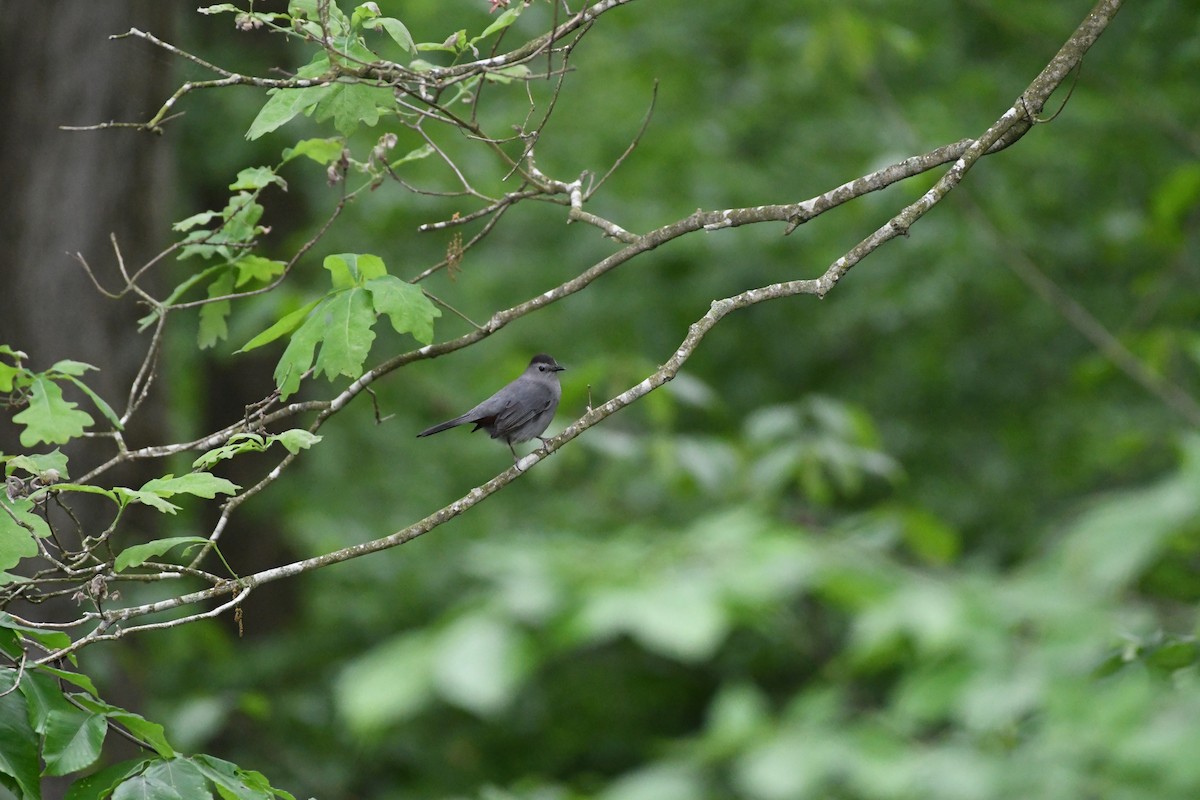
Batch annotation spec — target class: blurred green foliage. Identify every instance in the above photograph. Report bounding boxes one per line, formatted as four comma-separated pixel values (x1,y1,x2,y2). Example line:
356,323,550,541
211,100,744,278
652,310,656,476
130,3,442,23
49,0,1200,798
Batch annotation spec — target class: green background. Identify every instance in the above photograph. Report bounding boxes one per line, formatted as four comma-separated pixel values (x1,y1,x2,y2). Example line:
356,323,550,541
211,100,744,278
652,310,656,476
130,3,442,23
46,0,1200,798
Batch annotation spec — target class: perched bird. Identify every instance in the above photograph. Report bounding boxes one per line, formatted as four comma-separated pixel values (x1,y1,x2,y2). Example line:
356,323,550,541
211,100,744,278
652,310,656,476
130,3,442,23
417,354,566,464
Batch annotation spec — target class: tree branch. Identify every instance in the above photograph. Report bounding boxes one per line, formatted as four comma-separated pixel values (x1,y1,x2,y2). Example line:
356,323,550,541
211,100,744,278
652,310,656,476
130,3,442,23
24,0,1125,659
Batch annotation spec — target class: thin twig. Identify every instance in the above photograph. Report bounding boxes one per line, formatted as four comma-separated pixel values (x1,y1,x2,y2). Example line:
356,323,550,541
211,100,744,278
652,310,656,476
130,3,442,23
25,0,1125,656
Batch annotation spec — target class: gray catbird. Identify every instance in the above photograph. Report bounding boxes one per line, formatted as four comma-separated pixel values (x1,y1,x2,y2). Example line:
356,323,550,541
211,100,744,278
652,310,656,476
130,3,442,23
417,354,566,463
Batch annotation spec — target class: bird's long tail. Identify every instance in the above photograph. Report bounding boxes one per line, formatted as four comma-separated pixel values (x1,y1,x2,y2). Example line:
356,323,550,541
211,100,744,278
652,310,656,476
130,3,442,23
416,415,470,437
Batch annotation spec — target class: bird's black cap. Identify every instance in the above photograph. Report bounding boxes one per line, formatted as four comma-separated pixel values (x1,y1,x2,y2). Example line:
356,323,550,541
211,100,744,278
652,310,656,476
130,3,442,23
530,354,566,371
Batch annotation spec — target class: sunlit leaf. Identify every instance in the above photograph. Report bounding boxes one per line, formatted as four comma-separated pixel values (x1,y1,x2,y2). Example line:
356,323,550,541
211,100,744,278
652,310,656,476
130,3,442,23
275,429,322,454
229,166,286,192
282,138,344,166
364,276,440,344
12,375,94,446
310,288,374,381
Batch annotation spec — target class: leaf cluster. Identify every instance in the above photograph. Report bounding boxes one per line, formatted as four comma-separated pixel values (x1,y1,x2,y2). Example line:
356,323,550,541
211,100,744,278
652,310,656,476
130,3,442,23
5,0,1199,798
0,615,292,800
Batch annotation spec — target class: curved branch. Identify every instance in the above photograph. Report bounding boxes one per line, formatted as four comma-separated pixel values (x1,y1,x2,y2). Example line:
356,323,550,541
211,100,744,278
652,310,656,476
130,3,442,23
30,0,1125,656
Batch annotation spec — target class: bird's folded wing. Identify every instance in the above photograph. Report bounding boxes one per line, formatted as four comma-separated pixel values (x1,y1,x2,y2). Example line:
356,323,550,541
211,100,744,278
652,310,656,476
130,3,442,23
494,387,553,431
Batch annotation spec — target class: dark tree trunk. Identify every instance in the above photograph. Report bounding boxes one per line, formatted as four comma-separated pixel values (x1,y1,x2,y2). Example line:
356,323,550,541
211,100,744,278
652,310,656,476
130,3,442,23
0,1,175,452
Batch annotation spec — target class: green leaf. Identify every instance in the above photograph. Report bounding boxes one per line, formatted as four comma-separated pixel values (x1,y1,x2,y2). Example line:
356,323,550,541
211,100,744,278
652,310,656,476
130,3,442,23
0,629,17,660
191,754,292,800
233,255,287,289
275,429,322,455
273,306,326,400
733,730,824,800
581,578,730,663
311,288,375,381
115,473,238,515
416,30,467,53
33,483,117,504
336,634,436,733
899,507,960,565
0,612,71,652
1061,457,1199,592
38,666,98,697
0,676,42,800
1151,163,1200,245
264,287,378,398
312,83,386,136
12,375,94,446
111,773,183,800
364,276,440,344
599,764,706,800
246,84,333,141
60,376,123,431
324,252,388,286
281,138,345,166
0,498,46,572
112,488,178,514
4,450,70,481
173,210,222,232
484,64,533,85
19,671,73,735
473,6,521,44
199,270,237,350
0,361,24,392
64,758,149,800
218,194,265,247
193,430,321,469
192,434,269,470
362,16,415,53
238,298,322,354
142,269,224,335
349,2,379,28
289,0,348,37
142,757,213,800
73,697,176,759
48,360,96,377
0,495,52,535
114,536,212,572
702,683,771,754
42,707,107,776
321,257,352,290
229,166,286,192
288,0,319,18
141,473,240,501
389,144,434,169
1147,639,1199,671
432,614,530,716
108,713,176,761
